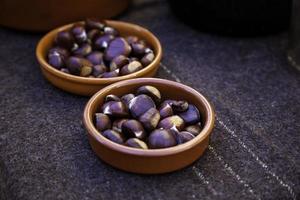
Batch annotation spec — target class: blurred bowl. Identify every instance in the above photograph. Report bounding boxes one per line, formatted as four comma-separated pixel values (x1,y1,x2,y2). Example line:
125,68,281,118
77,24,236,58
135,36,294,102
0,0,130,31
36,20,162,96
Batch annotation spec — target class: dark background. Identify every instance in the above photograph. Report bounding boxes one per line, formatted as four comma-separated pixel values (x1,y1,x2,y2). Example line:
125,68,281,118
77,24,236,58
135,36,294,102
0,1,299,199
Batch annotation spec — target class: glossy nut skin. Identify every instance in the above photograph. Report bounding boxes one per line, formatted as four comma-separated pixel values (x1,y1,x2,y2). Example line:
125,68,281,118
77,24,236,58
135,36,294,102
86,51,104,65
170,100,189,113
55,31,75,50
60,68,70,73
102,101,129,117
85,18,105,31
112,118,128,133
104,37,131,61
130,42,146,57
73,43,92,57
110,55,129,71
179,104,201,125
95,113,111,131
105,94,120,102
92,64,107,77
185,124,202,136
48,47,69,58
87,29,101,42
94,34,114,50
71,24,87,44
48,52,64,69
148,129,177,149
66,56,93,76
104,26,119,36
159,103,173,119
125,36,139,44
129,94,156,118
122,120,146,139
102,129,125,144
136,85,161,104
176,131,195,144
80,65,93,77
139,108,160,131
125,138,148,149
157,115,185,131
121,93,135,108
120,61,143,75
99,69,119,78
141,52,155,66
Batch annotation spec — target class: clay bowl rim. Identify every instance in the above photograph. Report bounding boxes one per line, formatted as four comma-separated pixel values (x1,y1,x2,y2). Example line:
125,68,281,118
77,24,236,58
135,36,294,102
36,20,162,85
83,78,215,157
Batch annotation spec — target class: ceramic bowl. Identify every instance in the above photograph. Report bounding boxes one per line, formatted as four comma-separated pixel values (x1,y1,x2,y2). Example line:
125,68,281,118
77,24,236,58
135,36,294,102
0,0,129,31
83,78,215,174
36,20,162,96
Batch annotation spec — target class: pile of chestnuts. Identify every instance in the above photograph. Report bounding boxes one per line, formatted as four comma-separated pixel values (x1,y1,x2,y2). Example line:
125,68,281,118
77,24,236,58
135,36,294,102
47,18,155,78
94,85,202,149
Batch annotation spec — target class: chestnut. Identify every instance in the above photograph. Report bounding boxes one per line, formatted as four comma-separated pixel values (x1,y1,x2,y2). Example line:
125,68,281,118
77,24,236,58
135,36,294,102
185,124,202,136
55,30,75,50
85,18,105,31
104,37,131,61
176,131,195,144
141,52,155,66
99,69,120,78
104,26,119,36
112,119,128,133
130,42,146,57
179,104,201,125
139,108,160,131
102,101,129,117
129,94,156,118
159,103,173,119
109,55,129,71
136,85,161,104
102,129,125,144
121,93,135,108
66,56,93,76
86,51,104,65
92,64,107,77
121,120,146,139
105,94,120,102
94,34,114,50
72,43,92,57
120,61,143,75
125,138,148,149
148,129,177,149
71,24,87,44
157,115,185,131
95,113,111,131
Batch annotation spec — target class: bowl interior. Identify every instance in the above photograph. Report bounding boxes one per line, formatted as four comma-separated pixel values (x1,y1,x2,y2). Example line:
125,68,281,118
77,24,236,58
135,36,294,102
37,20,162,83
84,78,214,155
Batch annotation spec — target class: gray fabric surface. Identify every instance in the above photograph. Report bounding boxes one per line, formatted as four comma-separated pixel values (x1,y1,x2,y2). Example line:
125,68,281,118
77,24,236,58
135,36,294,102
0,1,299,200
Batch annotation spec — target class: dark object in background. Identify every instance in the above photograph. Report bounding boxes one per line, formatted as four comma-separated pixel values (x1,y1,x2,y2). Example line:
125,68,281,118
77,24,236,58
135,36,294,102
168,0,292,36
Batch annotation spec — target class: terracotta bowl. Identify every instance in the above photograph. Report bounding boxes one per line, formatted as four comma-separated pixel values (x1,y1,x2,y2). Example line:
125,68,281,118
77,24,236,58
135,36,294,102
0,0,129,31
83,78,215,174
36,20,162,96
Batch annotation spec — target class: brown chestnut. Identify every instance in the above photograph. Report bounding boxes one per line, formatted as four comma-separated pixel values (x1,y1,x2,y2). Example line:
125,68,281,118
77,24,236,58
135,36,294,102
102,101,129,117
141,52,155,66
185,124,202,136
73,43,92,57
66,56,93,76
112,119,128,133
136,85,161,104
159,103,173,119
92,64,107,77
148,129,177,149
99,69,120,78
176,131,195,144
71,24,87,44
157,115,185,131
109,55,129,71
102,129,125,144
85,18,105,31
129,94,156,118
121,93,135,108
139,108,160,131
120,61,143,75
105,94,120,102
105,37,131,61
86,51,104,65
104,26,119,36
125,138,148,149
122,120,146,139
95,113,111,131
55,31,75,50
179,104,201,125
94,34,114,50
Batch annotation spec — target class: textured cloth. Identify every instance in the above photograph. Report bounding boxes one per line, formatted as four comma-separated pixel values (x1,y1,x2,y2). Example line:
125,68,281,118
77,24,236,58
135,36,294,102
0,1,299,200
